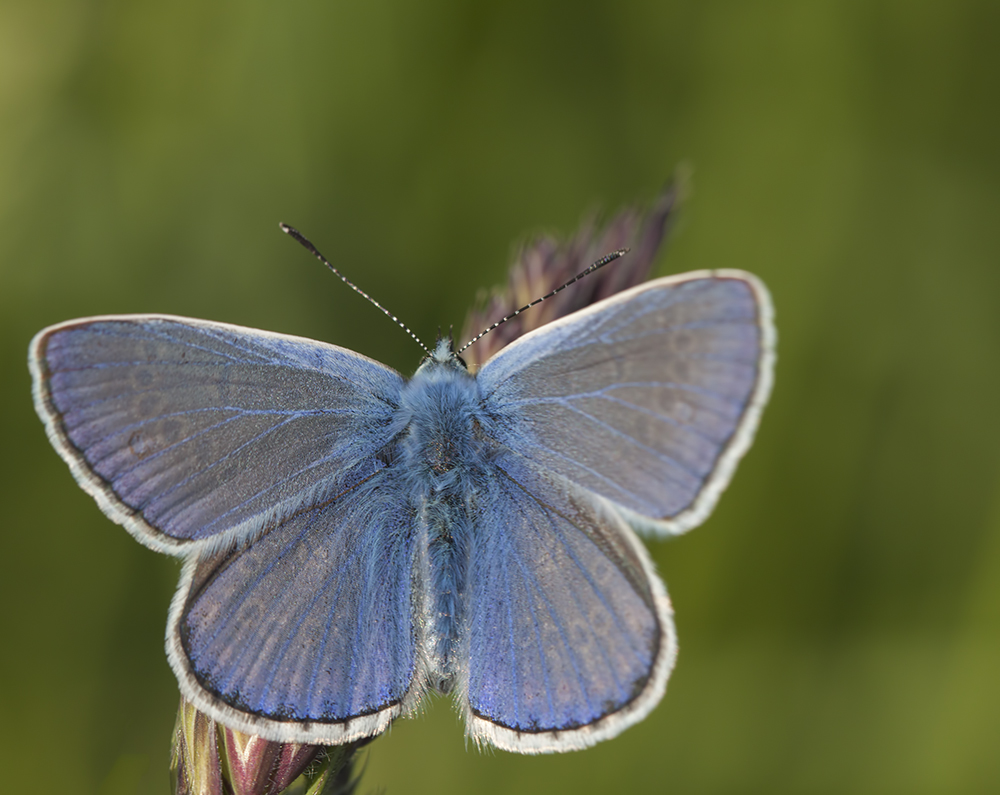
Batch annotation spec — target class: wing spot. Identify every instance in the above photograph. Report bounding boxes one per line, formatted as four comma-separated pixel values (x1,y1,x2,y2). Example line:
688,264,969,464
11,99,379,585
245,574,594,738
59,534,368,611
127,431,153,460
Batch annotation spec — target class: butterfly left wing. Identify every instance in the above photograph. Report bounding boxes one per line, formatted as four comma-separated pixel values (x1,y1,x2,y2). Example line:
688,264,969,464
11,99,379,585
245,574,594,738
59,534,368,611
168,468,421,744
461,451,674,753
30,315,404,553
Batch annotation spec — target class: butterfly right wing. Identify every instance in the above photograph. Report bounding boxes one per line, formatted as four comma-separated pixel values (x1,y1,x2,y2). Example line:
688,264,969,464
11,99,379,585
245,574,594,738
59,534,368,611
460,270,773,751
476,271,775,536
167,468,422,744
461,451,674,753
30,315,405,553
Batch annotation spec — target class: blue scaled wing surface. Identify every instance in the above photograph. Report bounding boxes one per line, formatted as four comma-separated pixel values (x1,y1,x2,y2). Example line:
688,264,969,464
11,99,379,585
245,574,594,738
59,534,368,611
464,450,675,753
467,270,774,751
168,470,419,743
30,315,420,742
477,270,775,537
29,316,405,552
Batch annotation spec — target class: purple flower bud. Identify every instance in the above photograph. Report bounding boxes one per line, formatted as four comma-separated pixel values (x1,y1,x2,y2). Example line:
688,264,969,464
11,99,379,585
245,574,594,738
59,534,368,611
460,181,681,368
170,697,353,795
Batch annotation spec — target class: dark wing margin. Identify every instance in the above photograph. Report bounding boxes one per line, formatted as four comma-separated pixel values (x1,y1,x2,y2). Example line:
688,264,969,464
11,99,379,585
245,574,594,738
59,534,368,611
167,471,423,744
29,315,405,554
476,270,775,536
460,453,676,753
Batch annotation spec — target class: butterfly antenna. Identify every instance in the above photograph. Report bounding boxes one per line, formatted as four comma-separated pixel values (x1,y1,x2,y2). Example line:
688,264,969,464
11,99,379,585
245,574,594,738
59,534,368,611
457,248,629,354
280,223,430,355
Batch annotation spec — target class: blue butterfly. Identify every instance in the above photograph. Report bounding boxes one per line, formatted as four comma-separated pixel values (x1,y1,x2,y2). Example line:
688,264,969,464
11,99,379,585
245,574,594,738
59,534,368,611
29,258,774,753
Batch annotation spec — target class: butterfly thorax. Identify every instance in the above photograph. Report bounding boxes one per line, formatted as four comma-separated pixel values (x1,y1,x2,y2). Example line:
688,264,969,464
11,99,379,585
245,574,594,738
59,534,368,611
403,340,482,483
398,339,489,690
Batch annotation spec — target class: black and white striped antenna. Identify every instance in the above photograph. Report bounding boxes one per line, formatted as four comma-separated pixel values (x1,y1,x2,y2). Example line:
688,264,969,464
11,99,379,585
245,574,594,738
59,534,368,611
457,248,629,354
280,223,430,356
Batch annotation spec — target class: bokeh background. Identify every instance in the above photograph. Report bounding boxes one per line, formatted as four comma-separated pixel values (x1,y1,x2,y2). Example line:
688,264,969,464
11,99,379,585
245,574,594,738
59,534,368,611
2,1,999,793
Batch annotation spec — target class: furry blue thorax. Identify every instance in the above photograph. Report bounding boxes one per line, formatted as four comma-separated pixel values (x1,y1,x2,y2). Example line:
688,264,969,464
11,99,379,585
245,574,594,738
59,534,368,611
401,338,482,486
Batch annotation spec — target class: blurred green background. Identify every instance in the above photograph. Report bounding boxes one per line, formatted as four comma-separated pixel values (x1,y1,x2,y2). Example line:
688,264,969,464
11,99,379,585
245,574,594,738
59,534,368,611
2,1,999,793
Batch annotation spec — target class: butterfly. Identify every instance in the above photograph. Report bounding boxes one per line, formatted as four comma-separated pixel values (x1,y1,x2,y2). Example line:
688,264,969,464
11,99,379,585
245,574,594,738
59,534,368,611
29,252,774,754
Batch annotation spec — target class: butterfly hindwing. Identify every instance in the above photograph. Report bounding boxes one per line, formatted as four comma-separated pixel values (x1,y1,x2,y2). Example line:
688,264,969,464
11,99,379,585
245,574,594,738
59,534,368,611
168,470,421,744
30,315,405,553
462,451,675,753
476,270,775,536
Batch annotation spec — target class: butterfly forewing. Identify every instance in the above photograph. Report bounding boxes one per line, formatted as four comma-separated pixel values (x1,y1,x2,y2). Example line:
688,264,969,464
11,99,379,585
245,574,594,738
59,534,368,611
477,271,774,535
30,316,404,552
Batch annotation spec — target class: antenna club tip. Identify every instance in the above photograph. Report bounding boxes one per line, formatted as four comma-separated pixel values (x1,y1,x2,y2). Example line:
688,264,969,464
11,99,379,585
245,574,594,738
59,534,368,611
279,222,294,234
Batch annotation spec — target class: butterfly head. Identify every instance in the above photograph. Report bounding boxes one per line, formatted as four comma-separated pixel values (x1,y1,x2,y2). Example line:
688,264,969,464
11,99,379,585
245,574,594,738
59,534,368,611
416,336,468,377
